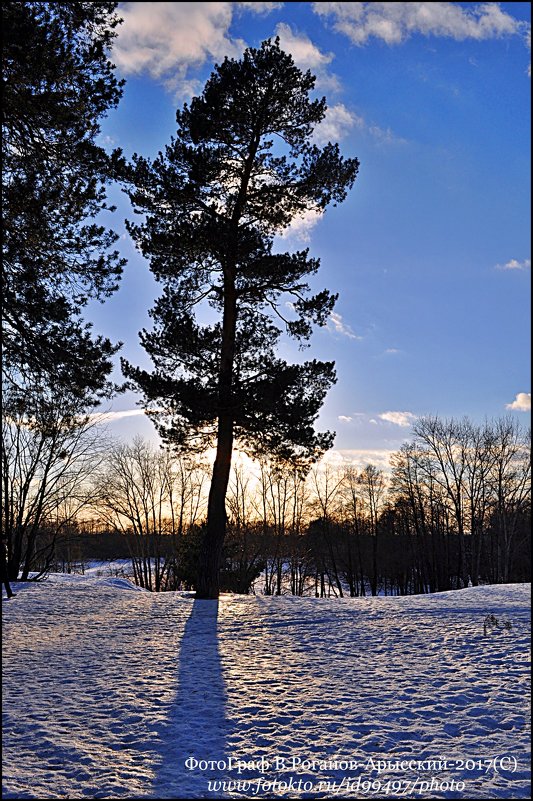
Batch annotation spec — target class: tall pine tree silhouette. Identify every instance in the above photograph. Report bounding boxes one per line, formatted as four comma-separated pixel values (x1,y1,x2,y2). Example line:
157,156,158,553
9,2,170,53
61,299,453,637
123,39,359,598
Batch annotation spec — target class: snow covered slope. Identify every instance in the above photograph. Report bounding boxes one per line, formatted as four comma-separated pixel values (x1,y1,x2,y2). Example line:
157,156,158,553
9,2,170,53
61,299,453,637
2,576,531,799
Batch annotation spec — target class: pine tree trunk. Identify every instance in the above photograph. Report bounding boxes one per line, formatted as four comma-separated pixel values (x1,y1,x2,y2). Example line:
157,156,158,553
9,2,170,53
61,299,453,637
196,270,237,599
194,132,262,599
196,413,234,598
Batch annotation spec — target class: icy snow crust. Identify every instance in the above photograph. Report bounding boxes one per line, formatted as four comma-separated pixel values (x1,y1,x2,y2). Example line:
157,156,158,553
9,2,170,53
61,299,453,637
2,577,531,799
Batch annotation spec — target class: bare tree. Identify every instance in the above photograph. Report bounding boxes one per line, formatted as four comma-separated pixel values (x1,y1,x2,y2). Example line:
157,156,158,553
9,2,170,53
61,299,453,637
286,467,312,596
412,416,471,587
308,463,345,597
487,418,530,582
394,416,530,589
95,437,208,590
254,459,313,595
224,463,265,593
339,466,369,596
2,387,106,581
356,465,387,596
256,459,293,595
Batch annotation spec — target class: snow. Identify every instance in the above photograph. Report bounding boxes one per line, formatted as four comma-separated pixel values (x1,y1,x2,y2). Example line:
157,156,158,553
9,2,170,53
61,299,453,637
2,576,531,799
60,559,135,579
82,560,134,576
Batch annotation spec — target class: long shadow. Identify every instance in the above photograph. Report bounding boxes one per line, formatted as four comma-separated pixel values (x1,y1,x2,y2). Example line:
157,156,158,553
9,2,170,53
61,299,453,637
151,599,233,799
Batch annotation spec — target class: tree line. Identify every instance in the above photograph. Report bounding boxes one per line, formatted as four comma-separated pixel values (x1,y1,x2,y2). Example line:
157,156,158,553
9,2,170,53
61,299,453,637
3,400,530,595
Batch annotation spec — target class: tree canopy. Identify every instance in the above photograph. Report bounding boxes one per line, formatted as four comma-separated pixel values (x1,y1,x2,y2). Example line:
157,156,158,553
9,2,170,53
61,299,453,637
2,1,125,404
123,38,359,596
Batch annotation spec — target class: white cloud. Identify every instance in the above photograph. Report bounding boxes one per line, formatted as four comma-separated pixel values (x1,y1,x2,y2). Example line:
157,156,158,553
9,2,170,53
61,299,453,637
313,104,406,147
339,412,390,426
90,409,148,423
324,448,395,472
273,24,403,148
367,123,408,145
327,312,362,340
113,4,340,100
506,393,531,412
237,2,283,14
379,411,417,427
278,207,324,242
495,258,531,271
313,103,360,145
98,134,117,147
113,2,244,94
313,2,522,46
275,22,341,91
113,5,408,145
275,21,333,69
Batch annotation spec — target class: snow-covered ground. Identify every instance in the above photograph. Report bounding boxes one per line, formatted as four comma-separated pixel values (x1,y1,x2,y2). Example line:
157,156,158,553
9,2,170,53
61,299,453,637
2,576,531,799
78,559,135,578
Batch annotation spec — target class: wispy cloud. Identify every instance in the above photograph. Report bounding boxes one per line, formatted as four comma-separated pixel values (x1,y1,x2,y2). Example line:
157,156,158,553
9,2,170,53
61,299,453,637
313,103,360,145
98,134,117,147
367,123,408,146
327,312,362,340
314,104,407,147
237,2,283,15
378,411,417,427
337,412,368,424
506,393,531,412
278,208,324,242
324,448,395,472
275,23,405,146
113,3,245,95
114,5,409,144
275,22,341,91
90,409,148,423
275,21,333,69
313,2,522,46
495,258,531,271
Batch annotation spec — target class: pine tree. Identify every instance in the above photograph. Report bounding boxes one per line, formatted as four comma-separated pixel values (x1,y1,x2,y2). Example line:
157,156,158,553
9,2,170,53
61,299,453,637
123,38,359,598
2,2,126,404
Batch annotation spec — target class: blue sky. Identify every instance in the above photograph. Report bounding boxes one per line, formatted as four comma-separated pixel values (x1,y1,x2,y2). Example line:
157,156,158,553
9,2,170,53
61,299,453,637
89,1,531,464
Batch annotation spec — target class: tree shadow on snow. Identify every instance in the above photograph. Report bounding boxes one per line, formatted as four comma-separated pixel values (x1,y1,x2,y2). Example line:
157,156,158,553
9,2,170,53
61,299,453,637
150,599,233,799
